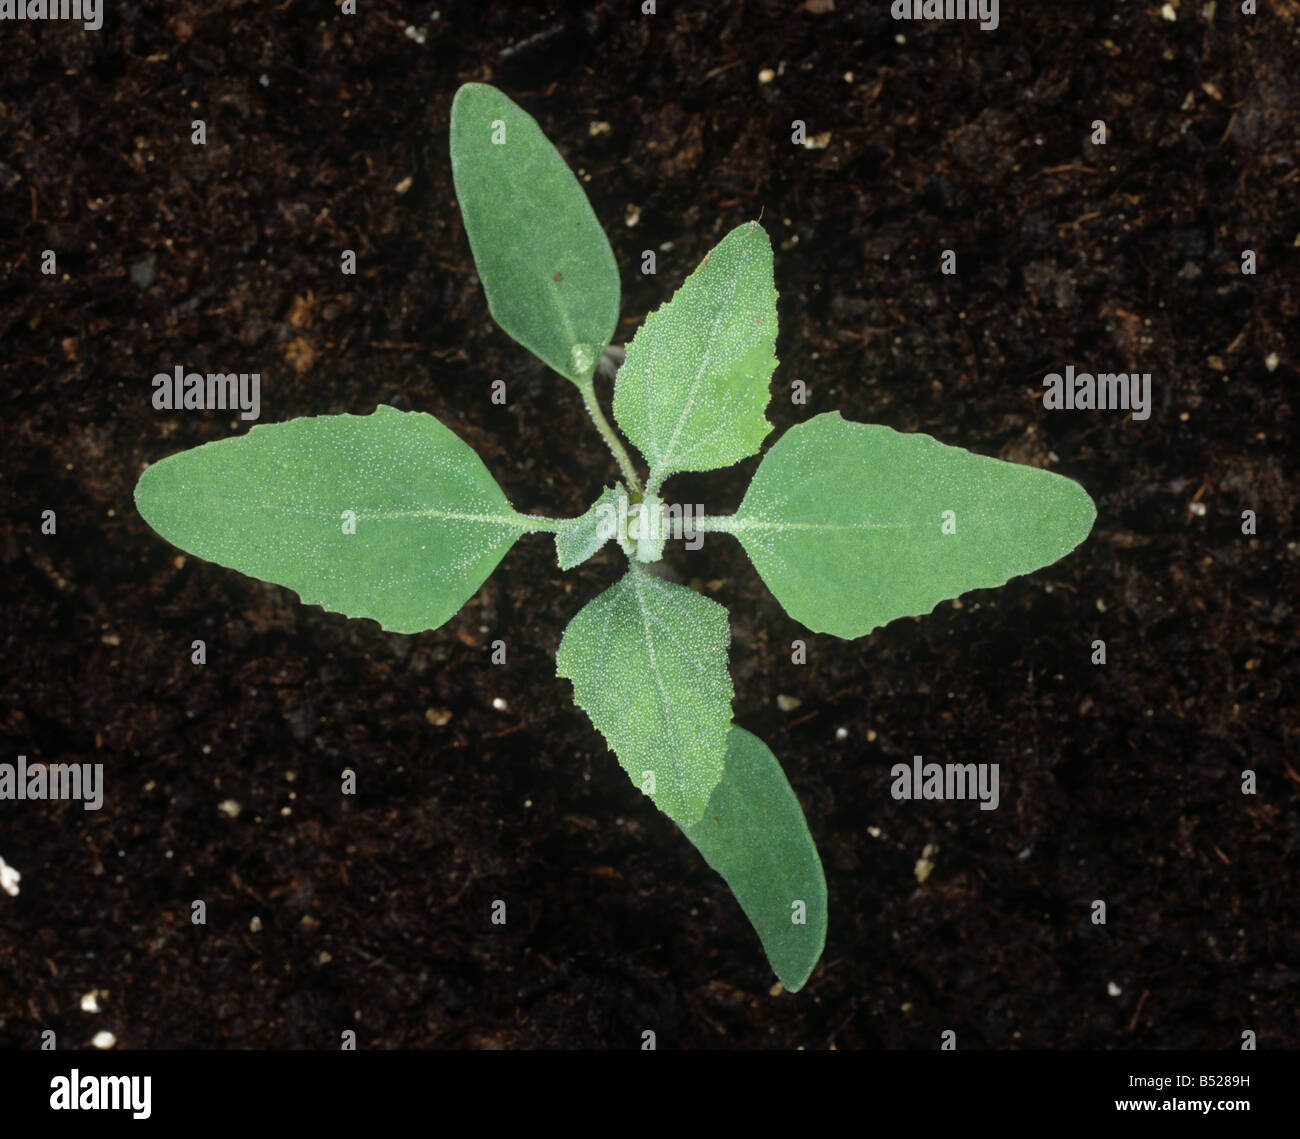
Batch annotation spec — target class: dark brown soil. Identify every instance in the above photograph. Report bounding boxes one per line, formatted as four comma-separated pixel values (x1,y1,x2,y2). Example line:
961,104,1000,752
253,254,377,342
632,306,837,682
1,1,1296,1049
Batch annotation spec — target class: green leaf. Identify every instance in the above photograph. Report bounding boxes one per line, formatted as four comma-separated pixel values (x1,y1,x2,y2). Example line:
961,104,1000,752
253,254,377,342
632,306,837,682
682,726,827,993
554,483,627,570
450,83,620,386
613,222,778,488
134,405,529,635
715,411,1097,639
555,566,733,825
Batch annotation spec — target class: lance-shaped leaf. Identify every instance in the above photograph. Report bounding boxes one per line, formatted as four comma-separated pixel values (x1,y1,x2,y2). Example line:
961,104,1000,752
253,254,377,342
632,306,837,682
682,726,827,993
450,82,620,386
553,483,627,570
711,412,1097,639
134,405,529,635
614,222,778,488
555,567,733,825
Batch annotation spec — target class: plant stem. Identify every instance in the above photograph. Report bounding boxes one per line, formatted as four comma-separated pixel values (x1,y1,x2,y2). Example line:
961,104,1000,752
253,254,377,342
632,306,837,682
515,513,566,533
688,514,738,533
576,377,643,495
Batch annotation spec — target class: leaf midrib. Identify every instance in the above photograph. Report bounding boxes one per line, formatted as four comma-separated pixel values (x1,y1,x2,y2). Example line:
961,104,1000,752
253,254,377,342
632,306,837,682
498,137,595,379
727,517,902,533
203,497,526,529
627,570,693,813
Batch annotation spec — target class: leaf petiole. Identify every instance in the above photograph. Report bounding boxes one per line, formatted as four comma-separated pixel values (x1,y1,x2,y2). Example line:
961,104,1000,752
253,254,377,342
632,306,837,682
575,375,644,495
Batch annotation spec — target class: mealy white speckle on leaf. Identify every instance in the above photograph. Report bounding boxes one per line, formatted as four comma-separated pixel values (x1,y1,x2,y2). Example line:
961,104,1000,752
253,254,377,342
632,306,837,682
554,483,627,570
614,222,778,489
134,405,531,634
712,412,1097,638
555,566,733,825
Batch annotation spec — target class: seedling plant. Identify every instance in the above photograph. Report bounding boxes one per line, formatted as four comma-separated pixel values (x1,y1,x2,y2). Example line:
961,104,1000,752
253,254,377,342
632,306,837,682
135,84,1096,991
